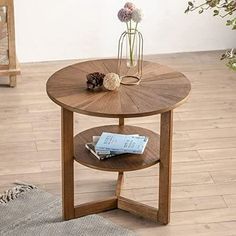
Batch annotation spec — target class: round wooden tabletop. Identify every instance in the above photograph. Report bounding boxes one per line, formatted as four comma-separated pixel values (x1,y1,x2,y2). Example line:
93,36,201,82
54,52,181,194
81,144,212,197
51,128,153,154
46,59,191,118
74,125,160,172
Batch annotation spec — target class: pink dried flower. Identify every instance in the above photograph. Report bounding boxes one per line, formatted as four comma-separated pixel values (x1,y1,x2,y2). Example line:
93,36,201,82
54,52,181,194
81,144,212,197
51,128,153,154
132,8,143,23
124,2,136,11
118,8,132,22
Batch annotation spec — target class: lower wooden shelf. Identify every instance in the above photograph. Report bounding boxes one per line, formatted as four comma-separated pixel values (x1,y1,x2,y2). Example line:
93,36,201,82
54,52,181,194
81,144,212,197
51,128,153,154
73,125,160,172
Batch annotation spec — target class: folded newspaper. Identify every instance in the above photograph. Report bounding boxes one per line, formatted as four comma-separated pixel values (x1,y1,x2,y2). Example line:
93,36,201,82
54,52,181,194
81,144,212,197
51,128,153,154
85,132,149,160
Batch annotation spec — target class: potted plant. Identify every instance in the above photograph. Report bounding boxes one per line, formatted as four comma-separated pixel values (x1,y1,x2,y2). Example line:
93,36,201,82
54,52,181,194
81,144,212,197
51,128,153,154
185,0,236,71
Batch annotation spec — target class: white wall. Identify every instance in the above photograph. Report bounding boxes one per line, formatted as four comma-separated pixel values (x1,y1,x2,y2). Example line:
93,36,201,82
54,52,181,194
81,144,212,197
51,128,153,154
14,0,236,63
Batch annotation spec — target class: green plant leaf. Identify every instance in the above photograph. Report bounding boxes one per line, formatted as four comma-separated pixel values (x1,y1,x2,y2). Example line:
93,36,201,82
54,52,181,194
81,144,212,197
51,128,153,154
188,1,194,7
199,8,204,14
185,6,190,13
213,9,219,15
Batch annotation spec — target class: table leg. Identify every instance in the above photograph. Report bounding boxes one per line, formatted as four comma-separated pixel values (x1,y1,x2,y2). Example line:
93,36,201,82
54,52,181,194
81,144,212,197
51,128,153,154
61,108,75,220
116,172,124,197
119,118,124,126
9,75,17,87
158,110,173,225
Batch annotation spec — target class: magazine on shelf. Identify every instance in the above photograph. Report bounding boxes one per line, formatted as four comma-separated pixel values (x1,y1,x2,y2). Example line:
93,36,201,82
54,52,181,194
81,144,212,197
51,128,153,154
85,133,149,160
85,143,122,160
85,135,125,160
95,132,149,154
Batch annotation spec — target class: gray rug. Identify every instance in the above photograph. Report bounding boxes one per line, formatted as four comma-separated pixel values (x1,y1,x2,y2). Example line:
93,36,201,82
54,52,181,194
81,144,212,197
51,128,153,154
0,183,135,236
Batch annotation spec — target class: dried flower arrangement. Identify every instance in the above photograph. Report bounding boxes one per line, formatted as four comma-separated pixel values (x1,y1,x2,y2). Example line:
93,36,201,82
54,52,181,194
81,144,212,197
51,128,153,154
118,2,143,67
86,72,105,90
185,0,236,71
86,2,145,91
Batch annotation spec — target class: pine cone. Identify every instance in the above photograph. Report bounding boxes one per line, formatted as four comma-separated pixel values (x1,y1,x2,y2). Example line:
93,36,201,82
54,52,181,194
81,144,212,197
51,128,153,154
86,72,105,90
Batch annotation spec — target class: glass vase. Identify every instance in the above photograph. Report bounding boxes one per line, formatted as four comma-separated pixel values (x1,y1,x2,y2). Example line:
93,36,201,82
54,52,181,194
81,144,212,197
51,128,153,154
118,29,143,85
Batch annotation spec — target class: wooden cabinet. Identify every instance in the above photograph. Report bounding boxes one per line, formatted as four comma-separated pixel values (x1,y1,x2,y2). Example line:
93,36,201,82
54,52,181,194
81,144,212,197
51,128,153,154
0,0,20,87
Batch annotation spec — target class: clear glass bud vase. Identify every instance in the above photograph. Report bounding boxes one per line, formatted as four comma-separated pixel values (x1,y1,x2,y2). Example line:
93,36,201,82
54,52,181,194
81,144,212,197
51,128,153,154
126,29,138,68
118,29,143,85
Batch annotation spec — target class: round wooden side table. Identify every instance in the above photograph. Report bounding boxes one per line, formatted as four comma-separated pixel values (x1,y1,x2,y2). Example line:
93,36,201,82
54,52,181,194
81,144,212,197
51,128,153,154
46,59,191,225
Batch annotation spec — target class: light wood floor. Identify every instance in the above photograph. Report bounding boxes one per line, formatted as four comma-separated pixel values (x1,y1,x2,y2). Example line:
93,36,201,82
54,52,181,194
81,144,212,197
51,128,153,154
0,51,236,235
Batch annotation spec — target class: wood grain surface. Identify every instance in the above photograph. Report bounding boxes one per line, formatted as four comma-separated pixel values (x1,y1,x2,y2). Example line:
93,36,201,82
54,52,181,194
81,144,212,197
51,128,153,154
74,197,118,218
74,125,160,172
46,59,191,118
61,108,75,220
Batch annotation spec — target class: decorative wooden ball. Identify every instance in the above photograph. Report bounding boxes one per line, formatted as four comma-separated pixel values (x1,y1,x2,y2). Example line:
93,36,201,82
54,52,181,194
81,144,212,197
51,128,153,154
103,73,121,91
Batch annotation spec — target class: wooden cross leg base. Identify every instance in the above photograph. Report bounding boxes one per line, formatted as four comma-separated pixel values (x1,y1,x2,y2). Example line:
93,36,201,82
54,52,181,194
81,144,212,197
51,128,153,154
66,172,159,223
61,109,173,225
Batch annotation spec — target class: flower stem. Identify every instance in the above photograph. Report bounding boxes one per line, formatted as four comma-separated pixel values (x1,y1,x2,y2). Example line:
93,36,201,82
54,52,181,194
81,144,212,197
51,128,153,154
125,21,133,67
126,22,132,64
130,22,138,63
